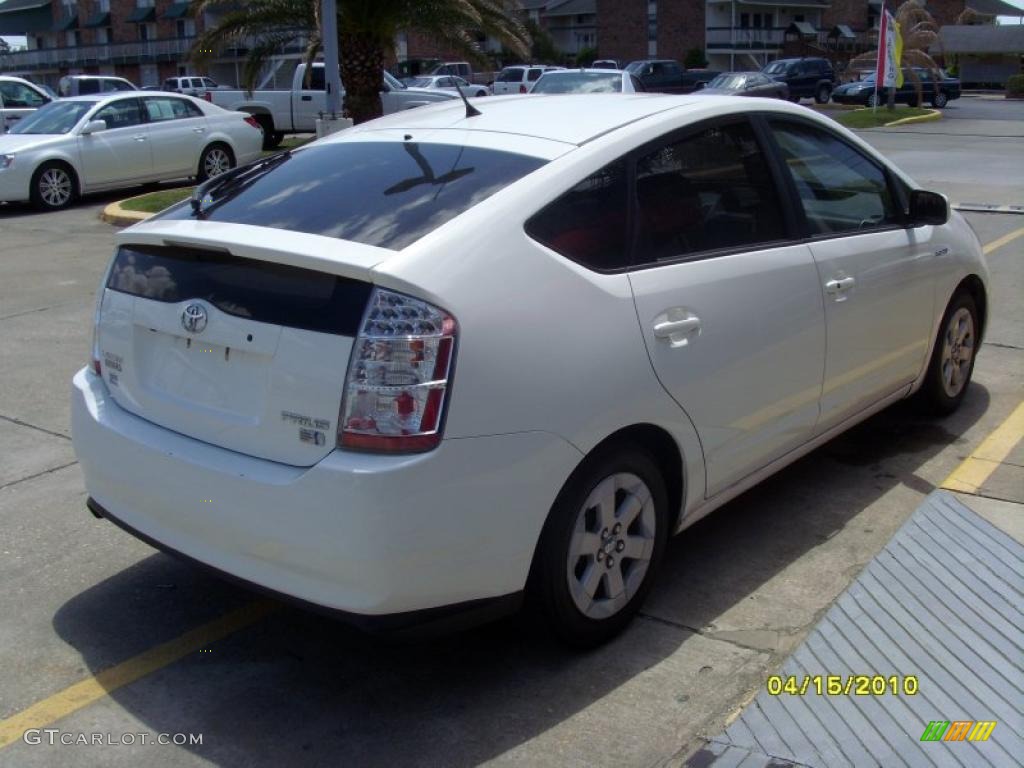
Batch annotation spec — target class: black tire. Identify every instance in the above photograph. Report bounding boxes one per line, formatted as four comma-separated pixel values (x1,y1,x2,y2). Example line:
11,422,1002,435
815,84,831,104
932,91,948,109
197,143,235,182
254,115,281,150
789,92,802,103
917,292,979,416
528,445,669,647
29,161,78,211
475,89,488,97
867,92,879,108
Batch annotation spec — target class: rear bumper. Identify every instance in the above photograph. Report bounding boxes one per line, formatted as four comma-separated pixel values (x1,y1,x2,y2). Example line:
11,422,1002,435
71,368,582,620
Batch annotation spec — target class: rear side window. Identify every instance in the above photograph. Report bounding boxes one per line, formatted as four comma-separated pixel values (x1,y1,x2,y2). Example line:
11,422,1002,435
497,68,524,82
770,120,899,235
526,160,629,271
107,245,372,336
527,68,544,82
634,121,785,263
158,142,546,250
78,79,100,94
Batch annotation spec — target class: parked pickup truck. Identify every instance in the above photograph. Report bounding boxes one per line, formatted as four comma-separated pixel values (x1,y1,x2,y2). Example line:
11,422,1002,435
0,76,52,133
210,63,457,148
624,59,719,94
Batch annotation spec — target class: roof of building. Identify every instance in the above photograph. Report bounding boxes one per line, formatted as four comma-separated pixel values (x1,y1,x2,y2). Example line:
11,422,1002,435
544,0,597,17
966,0,1024,16
0,0,49,14
938,23,1024,53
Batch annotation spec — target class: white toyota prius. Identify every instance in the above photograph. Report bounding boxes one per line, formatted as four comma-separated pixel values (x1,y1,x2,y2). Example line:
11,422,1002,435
0,92,263,210
71,94,989,646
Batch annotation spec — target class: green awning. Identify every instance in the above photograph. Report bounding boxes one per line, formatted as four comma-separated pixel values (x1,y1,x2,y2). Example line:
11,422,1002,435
126,6,155,22
829,24,856,39
82,11,110,27
787,21,817,37
53,13,76,30
162,2,190,19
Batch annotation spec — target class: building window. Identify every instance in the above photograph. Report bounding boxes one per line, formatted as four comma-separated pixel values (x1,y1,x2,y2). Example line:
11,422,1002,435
794,14,805,22
647,0,657,57
96,26,110,44
740,13,749,27
139,22,156,41
136,0,155,7
65,29,81,47
176,18,195,37
98,0,109,10
35,35,45,50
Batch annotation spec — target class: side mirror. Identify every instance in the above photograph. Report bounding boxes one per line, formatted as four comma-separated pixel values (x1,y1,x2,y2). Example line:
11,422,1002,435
80,119,107,135
908,189,948,226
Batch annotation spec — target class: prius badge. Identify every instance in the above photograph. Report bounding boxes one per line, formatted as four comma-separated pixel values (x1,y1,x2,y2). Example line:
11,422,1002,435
181,303,208,334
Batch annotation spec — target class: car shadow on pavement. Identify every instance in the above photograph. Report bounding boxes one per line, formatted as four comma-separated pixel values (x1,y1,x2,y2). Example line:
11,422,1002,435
51,386,989,766
0,182,190,219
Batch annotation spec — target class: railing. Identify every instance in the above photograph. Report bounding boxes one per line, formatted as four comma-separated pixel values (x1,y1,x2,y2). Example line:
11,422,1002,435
706,27,787,50
1,37,195,68
707,26,872,51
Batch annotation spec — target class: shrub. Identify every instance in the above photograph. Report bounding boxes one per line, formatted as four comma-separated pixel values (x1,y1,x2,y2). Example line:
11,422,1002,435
1007,74,1024,98
684,48,708,69
576,46,599,67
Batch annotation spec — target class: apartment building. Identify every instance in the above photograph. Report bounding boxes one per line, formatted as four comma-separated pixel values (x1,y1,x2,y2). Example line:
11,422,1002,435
0,0,250,88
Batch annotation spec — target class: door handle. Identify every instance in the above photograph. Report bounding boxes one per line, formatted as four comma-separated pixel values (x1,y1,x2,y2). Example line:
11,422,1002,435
652,312,702,348
131,134,147,142
192,127,205,133
301,95,312,101
825,277,856,302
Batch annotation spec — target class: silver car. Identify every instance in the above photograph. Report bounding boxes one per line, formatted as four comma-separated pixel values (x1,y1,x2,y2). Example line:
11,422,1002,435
0,92,263,210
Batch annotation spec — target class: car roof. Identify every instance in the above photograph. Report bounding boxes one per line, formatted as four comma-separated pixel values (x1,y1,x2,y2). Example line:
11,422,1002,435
343,93,737,147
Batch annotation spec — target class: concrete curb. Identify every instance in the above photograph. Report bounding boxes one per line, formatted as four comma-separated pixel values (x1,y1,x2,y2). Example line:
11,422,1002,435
100,194,155,227
879,108,942,127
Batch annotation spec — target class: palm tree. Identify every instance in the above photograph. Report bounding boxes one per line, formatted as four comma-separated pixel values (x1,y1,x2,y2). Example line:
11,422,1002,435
191,0,530,124
848,0,944,108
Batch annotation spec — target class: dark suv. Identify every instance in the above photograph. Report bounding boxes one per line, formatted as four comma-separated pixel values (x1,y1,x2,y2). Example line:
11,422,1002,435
761,57,834,103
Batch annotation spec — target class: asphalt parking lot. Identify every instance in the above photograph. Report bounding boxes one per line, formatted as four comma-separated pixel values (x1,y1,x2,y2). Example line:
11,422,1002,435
1,98,1022,767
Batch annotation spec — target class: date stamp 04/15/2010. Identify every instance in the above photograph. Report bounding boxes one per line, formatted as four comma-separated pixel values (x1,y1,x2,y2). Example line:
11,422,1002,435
766,674,919,697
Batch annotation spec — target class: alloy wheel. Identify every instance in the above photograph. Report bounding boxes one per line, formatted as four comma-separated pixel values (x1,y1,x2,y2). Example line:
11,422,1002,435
39,167,72,208
940,307,974,398
203,147,231,178
566,472,656,620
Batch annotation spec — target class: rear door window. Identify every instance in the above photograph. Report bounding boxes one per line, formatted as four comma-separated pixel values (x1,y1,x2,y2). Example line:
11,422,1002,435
497,68,524,82
158,142,547,250
525,160,629,271
633,120,786,262
527,68,544,82
93,98,144,129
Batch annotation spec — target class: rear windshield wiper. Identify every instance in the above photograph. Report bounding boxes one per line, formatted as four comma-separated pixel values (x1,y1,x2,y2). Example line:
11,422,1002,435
190,150,294,217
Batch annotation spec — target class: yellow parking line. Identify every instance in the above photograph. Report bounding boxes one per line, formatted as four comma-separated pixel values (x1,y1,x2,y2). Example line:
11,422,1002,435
982,226,1024,256
0,600,276,749
942,401,1024,494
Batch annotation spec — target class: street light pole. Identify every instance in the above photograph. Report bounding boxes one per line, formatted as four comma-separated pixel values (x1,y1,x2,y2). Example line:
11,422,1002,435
321,0,343,118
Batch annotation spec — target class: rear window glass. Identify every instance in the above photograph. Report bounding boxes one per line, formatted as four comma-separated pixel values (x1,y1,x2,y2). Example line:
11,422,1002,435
107,245,373,336
497,68,524,82
158,142,547,250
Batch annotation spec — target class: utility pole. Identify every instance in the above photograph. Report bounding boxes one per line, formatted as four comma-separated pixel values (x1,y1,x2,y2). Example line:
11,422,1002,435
317,0,350,135
321,0,343,117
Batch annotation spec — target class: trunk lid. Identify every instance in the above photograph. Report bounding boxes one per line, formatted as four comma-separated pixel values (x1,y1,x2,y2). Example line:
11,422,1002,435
97,223,388,466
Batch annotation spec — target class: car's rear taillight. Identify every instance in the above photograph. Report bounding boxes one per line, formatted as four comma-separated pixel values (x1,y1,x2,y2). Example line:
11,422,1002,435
338,288,457,453
519,84,527,93
243,115,260,130
203,91,213,102
90,260,114,376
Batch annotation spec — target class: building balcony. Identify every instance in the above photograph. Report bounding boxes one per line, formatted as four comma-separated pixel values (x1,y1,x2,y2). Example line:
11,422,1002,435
2,36,196,70
707,26,787,50
706,25,871,51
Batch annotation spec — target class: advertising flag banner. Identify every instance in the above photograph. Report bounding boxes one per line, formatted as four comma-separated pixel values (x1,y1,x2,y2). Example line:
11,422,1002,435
876,6,904,88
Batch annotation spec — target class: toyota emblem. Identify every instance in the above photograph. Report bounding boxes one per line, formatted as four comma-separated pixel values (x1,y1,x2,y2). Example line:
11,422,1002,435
181,303,208,334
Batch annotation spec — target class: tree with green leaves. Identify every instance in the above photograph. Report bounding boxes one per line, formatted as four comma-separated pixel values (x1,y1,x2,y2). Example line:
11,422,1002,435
191,0,530,124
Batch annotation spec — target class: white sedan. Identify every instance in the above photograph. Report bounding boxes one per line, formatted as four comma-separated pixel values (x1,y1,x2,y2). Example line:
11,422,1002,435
405,75,490,98
0,92,262,210
72,94,988,646
529,68,645,94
